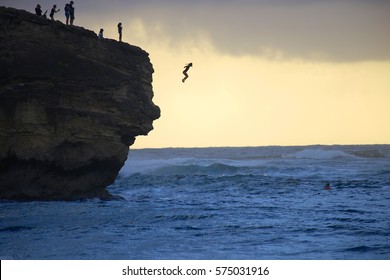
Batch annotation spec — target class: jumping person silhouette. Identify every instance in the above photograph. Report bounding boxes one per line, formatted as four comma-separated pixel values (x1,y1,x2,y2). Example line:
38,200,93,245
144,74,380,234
182,63,193,83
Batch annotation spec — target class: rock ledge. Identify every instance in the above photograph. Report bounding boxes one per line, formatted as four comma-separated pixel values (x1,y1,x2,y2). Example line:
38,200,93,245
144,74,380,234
0,7,160,200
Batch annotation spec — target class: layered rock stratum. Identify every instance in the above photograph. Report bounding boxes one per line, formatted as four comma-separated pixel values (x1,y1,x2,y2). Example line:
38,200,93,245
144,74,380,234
0,7,160,200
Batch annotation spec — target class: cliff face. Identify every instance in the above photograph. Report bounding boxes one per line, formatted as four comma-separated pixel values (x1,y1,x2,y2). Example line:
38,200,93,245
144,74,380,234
0,7,160,200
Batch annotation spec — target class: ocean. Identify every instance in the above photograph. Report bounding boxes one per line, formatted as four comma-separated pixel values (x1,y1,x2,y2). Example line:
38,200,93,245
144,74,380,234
1,145,390,260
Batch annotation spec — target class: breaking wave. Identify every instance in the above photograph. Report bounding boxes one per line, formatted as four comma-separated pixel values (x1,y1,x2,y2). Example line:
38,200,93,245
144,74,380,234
119,159,244,177
118,145,390,177
287,149,356,159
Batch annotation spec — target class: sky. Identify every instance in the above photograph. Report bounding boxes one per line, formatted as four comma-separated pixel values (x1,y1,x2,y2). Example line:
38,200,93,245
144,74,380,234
3,0,390,148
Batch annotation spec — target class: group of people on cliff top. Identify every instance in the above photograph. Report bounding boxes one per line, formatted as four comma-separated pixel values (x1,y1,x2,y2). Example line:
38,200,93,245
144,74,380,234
35,2,123,42
35,3,191,81
98,23,123,42
35,2,74,24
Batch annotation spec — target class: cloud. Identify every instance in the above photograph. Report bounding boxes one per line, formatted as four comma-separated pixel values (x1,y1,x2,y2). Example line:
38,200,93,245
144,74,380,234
135,1,390,62
4,0,390,61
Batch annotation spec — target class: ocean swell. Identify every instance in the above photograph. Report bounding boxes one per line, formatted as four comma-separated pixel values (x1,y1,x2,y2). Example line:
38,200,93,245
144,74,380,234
287,149,356,159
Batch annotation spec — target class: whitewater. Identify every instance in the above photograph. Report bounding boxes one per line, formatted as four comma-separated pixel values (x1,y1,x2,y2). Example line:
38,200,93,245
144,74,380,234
1,145,390,259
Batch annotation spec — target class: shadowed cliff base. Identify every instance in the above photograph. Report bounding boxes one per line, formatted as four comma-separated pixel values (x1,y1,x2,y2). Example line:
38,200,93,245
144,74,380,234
0,7,160,200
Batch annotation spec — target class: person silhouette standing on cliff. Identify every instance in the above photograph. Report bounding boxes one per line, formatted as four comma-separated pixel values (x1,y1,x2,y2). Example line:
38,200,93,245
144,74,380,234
118,22,123,42
64,3,70,24
69,1,75,25
98,28,104,39
35,4,42,16
50,5,60,20
182,63,193,83
65,1,75,25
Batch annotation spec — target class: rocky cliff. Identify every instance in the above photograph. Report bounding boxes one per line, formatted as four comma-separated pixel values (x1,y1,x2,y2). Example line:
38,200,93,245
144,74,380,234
0,7,160,200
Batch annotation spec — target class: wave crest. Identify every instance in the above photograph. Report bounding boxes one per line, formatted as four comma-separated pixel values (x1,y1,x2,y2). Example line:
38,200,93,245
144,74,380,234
118,158,243,177
287,149,355,159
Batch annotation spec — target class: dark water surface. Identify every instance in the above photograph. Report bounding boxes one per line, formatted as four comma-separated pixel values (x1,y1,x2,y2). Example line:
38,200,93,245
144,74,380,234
1,145,389,259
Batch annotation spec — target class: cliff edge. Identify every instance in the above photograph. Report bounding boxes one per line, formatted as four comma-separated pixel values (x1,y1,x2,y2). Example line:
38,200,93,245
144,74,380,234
0,7,160,200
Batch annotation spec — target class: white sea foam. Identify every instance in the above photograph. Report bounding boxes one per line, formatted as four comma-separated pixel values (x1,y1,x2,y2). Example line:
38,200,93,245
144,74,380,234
288,149,356,159
118,145,388,177
118,157,247,177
